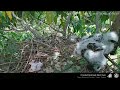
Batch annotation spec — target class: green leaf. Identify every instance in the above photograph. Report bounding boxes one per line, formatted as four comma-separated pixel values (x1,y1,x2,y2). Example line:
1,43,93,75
6,11,12,20
72,66,80,72
77,13,81,20
100,15,109,23
0,41,4,48
60,19,65,28
46,11,56,25
54,15,58,24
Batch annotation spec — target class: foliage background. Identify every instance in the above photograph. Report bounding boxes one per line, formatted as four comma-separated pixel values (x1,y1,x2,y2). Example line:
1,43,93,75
0,11,120,73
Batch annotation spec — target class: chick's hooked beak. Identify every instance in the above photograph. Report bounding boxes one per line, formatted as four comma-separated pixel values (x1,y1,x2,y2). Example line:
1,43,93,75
87,43,104,51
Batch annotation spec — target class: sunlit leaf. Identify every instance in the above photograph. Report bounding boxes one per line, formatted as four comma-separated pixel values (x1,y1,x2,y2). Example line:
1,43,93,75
60,17,65,28
54,15,58,24
2,11,6,17
100,15,109,23
46,11,56,24
6,11,12,20
80,11,84,17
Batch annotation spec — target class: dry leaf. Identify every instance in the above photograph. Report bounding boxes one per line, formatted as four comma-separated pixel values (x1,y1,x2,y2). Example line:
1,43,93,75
35,52,49,60
51,47,60,52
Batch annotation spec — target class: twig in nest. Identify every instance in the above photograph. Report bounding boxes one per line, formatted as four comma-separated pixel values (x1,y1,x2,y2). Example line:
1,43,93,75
14,44,30,72
6,56,13,73
0,61,27,66
0,62,16,66
0,68,5,72
59,63,74,73
80,65,87,73
107,56,120,70
106,64,118,72
33,40,52,49
58,57,80,73
15,52,24,72
21,39,34,72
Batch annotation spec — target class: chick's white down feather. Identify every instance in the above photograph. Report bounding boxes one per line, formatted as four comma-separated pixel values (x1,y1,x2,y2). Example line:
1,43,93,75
73,31,118,72
84,49,107,71
103,31,118,42
74,31,118,56
29,60,43,72
74,37,105,56
102,32,119,55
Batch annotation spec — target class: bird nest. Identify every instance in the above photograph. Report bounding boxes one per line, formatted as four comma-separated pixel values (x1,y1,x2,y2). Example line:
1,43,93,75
0,35,119,73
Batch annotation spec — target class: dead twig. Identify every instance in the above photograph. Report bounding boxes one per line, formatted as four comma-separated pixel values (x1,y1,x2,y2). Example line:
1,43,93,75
21,39,34,72
0,62,17,66
106,64,118,72
15,44,29,72
33,40,52,49
107,56,120,70
6,56,13,73
0,61,27,66
59,57,80,73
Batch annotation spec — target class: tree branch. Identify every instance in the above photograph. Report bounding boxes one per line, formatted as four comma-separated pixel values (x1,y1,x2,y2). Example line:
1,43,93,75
43,21,63,34
96,11,100,33
107,56,120,70
12,11,22,21
63,12,73,37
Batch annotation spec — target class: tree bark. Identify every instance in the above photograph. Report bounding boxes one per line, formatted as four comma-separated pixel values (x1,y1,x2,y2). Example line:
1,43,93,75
63,12,72,38
110,11,120,47
111,11,120,32
96,11,100,33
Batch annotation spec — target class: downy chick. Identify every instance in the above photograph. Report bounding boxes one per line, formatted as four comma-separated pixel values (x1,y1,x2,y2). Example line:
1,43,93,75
83,49,107,72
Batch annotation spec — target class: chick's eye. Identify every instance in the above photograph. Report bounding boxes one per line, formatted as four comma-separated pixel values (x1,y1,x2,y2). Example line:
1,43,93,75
109,40,116,43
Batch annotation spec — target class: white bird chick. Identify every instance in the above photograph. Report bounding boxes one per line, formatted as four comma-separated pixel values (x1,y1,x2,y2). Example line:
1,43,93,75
102,31,119,55
93,33,103,42
73,37,104,56
81,33,103,42
81,35,90,40
73,33,103,56
29,60,43,72
73,31,119,57
83,49,107,72
103,31,118,43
